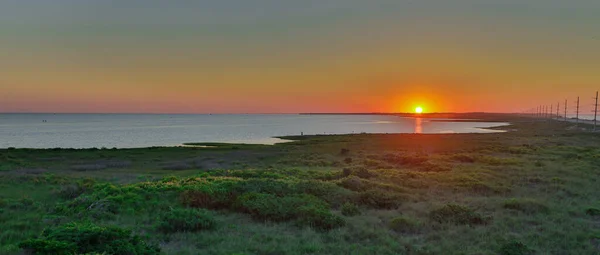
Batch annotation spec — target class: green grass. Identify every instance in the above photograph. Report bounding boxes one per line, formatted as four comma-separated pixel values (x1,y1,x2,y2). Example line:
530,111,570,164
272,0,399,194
0,119,599,254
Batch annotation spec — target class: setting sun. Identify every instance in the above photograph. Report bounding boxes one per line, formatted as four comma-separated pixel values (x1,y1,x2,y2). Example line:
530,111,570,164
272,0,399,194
415,106,423,114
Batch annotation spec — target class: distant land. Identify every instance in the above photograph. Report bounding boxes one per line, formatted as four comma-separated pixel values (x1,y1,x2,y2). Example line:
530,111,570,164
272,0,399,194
300,112,517,122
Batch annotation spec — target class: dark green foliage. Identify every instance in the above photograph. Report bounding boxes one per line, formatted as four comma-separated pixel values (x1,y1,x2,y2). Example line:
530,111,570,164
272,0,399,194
338,176,367,192
342,168,352,177
389,216,420,233
235,192,344,231
500,241,534,255
341,202,361,216
19,240,76,255
296,205,345,232
382,153,428,166
419,162,451,172
451,154,475,163
180,189,235,210
585,207,600,216
235,193,326,221
157,208,217,233
429,204,490,225
355,190,402,209
503,198,550,215
56,184,86,200
19,222,160,255
340,148,350,155
344,157,353,164
353,167,376,179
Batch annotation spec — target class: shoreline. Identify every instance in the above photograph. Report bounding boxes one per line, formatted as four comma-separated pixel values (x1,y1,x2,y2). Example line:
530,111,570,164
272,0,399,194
1,119,599,254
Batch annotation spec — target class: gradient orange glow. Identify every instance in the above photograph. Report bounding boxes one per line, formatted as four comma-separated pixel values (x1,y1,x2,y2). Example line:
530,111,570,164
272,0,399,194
1,1,599,113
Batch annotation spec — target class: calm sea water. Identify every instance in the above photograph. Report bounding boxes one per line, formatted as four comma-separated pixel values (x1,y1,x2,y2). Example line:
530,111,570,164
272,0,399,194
0,114,507,149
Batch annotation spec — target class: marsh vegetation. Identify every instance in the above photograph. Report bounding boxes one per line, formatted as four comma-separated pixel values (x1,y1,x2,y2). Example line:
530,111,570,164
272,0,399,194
1,119,599,254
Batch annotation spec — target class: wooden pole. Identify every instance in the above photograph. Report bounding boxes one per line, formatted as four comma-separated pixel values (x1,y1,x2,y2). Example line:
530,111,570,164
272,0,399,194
564,99,567,121
594,91,598,131
576,97,580,124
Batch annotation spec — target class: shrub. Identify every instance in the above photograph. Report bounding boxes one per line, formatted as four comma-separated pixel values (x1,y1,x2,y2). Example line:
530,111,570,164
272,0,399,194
429,204,490,225
356,190,402,209
344,157,353,164
341,202,361,216
235,193,343,231
353,167,376,179
503,198,550,215
338,176,368,192
180,188,235,210
499,241,534,255
235,193,328,222
451,154,475,163
342,168,353,177
389,216,420,233
19,222,160,255
157,208,217,233
340,148,350,155
586,207,600,216
296,205,345,231
19,240,76,254
419,162,451,172
56,184,87,200
383,153,428,166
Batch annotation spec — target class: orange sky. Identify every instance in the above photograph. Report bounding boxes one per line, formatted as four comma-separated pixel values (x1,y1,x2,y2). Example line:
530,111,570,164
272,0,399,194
1,1,599,113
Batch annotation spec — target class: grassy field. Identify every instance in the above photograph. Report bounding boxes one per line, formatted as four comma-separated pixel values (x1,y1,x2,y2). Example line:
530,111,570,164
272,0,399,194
1,118,599,254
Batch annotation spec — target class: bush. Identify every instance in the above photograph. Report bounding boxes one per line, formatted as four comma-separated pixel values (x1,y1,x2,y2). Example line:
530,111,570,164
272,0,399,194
419,162,451,172
56,184,86,200
389,216,420,233
296,205,345,231
340,148,350,155
383,154,428,166
338,176,368,192
180,188,235,210
499,241,534,255
341,202,361,216
356,190,402,209
342,168,353,177
157,208,217,233
235,193,344,231
503,198,550,215
429,204,490,225
19,222,160,255
353,167,376,179
236,193,326,221
451,154,475,163
19,239,76,254
586,207,600,216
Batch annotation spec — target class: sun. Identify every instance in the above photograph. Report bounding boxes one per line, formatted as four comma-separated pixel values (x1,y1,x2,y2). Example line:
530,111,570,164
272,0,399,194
415,106,423,114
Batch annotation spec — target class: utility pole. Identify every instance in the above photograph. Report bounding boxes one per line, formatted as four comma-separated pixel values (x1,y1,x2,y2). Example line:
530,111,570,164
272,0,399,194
564,99,567,121
594,91,598,131
551,104,553,119
556,102,559,119
576,97,580,124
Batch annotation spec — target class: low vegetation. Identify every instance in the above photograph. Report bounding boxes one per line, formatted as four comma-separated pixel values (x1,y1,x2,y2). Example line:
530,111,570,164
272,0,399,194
0,119,599,254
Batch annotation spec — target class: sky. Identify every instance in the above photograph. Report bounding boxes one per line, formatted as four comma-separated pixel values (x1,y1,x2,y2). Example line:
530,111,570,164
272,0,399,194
1,0,599,113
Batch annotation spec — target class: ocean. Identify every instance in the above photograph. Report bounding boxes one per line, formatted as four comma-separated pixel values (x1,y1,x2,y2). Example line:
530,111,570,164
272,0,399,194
0,114,507,149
